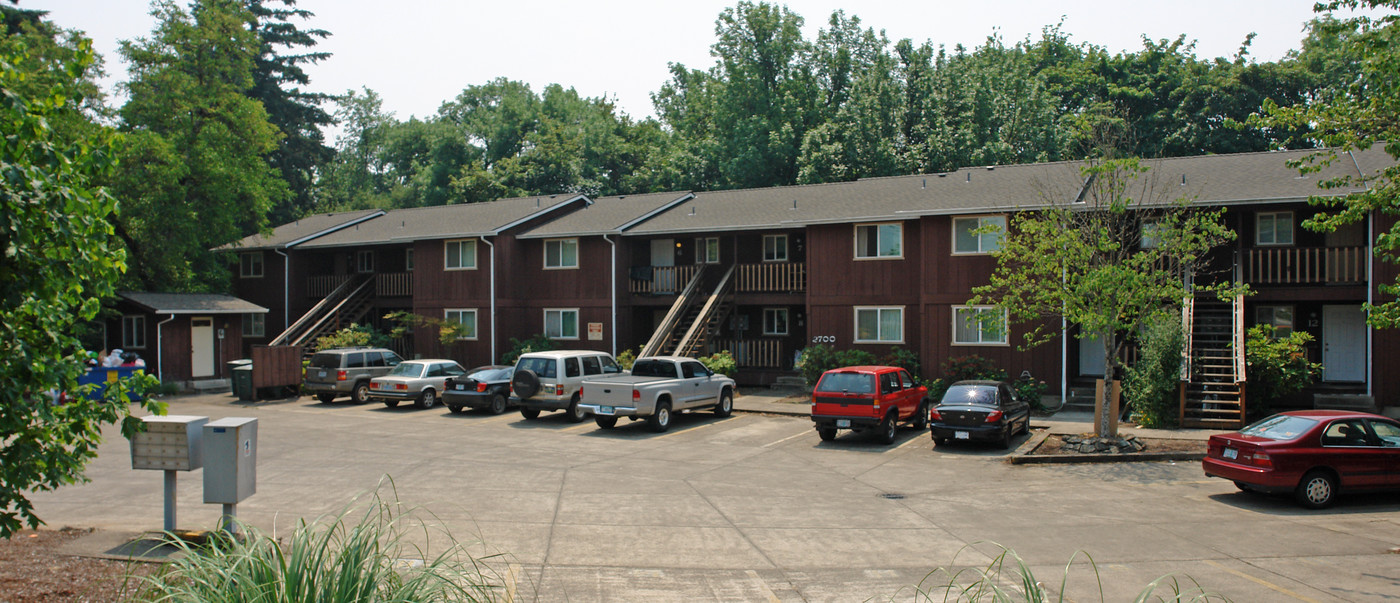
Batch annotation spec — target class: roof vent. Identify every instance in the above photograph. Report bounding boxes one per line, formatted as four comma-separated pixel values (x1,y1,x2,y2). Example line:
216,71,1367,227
986,166,995,171
689,206,696,216
536,198,541,207
1181,174,1187,185
966,172,971,183
938,173,947,178
401,221,405,228
922,178,926,189
792,199,798,210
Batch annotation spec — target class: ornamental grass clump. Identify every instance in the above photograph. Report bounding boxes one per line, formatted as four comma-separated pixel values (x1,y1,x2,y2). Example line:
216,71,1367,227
134,483,505,602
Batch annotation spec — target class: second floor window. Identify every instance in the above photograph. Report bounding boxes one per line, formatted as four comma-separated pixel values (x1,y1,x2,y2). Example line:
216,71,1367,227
545,238,579,269
855,223,902,259
953,216,1005,254
356,250,374,273
696,237,719,264
445,239,476,270
763,234,788,262
1257,211,1294,246
240,252,263,278
405,248,414,272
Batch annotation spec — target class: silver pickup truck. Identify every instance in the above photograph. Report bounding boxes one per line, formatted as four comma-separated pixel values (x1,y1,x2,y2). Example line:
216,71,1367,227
578,356,735,432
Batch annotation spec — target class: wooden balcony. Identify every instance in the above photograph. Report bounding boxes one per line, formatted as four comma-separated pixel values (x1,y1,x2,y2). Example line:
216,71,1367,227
736,262,806,293
1243,246,1366,285
629,265,699,294
307,275,351,298
375,272,412,297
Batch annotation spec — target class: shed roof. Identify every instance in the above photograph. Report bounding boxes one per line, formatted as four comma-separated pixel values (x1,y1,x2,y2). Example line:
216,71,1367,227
119,292,267,315
297,194,587,249
517,191,694,238
220,209,384,251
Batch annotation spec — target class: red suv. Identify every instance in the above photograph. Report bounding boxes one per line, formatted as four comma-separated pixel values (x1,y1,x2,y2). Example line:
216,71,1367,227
810,366,930,444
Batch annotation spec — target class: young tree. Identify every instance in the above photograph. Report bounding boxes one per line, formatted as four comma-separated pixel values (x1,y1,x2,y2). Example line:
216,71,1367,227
0,28,163,538
972,158,1239,437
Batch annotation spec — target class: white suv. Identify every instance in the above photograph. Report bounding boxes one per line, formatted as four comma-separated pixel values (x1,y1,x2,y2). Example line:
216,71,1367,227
511,350,624,422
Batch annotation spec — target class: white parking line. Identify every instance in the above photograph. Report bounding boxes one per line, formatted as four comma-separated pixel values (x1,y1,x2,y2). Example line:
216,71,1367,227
884,433,931,454
745,569,782,603
762,428,813,448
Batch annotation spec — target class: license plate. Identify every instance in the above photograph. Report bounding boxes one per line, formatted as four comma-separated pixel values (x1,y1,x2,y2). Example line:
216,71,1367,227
455,384,467,391
1224,448,1237,460
598,406,614,415
836,419,850,428
955,431,970,440
318,370,326,378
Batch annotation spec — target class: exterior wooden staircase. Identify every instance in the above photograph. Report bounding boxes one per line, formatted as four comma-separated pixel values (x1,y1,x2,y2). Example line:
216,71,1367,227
269,275,376,352
639,265,735,358
1180,294,1247,428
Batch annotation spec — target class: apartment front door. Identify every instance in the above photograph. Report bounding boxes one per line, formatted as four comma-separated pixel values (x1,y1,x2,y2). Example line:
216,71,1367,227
191,317,215,378
1322,304,1366,382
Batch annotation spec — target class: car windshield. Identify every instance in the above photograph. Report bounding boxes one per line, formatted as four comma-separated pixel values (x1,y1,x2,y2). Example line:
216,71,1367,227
1239,414,1319,441
517,357,557,378
469,367,512,381
387,362,426,378
632,360,679,378
816,372,874,394
941,385,997,406
308,353,341,369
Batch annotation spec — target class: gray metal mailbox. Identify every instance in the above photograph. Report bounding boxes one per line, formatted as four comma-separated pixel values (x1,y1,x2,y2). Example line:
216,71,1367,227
130,415,207,471
202,417,257,504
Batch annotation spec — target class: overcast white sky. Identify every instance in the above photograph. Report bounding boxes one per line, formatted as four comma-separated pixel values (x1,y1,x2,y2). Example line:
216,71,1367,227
20,0,1359,126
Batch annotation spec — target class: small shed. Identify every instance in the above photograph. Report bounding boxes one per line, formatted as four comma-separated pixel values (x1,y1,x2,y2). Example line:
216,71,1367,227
108,292,268,383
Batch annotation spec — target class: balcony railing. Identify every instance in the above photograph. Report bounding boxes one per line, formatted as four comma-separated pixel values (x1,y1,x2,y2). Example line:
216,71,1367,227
713,338,789,369
629,265,699,294
376,272,412,297
1243,246,1366,285
307,275,352,298
736,262,806,293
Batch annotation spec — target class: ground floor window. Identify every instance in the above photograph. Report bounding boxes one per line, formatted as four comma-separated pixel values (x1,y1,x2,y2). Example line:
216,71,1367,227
545,309,579,339
242,313,265,338
953,306,1007,345
763,308,789,335
445,309,478,340
122,315,146,349
1255,305,1294,336
854,307,903,343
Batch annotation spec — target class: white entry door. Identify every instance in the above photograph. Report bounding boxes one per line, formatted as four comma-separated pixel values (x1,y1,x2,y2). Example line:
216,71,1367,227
1079,332,1106,377
191,317,214,378
1322,305,1366,382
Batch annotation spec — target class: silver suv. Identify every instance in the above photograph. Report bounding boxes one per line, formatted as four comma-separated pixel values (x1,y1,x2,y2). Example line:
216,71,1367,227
511,350,623,422
303,347,404,403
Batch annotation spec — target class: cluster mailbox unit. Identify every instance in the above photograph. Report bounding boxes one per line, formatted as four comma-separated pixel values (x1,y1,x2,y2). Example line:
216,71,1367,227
129,415,257,533
130,415,208,531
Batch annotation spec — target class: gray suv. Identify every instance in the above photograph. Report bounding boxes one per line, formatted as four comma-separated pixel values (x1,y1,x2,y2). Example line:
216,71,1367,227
303,347,404,403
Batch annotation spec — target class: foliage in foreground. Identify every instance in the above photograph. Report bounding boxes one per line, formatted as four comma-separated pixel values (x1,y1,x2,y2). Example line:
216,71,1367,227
134,482,505,602
1123,312,1186,428
313,323,390,352
1243,325,1321,419
888,542,1229,602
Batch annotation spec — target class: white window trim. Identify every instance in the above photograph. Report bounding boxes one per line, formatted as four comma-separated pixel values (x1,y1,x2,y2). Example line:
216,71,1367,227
544,238,579,270
1255,211,1295,246
763,308,789,336
445,308,479,340
695,237,720,264
240,252,264,278
952,215,1006,255
763,234,789,262
242,313,265,338
853,306,904,344
953,305,1009,346
444,239,477,271
122,315,147,349
356,250,374,273
853,222,904,260
544,308,580,340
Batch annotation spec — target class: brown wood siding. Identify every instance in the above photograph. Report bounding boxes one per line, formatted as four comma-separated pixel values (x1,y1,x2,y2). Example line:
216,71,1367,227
1373,213,1399,408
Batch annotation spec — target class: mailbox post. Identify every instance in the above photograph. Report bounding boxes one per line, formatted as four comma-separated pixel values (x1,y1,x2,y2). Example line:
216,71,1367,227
130,415,207,531
203,417,257,533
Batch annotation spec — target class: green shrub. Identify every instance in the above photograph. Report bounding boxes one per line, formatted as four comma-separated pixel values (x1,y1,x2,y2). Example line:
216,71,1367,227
155,381,183,396
879,347,922,381
616,348,637,370
796,344,878,387
699,350,738,378
135,481,503,602
1013,378,1048,411
1245,325,1321,420
386,310,474,346
313,323,389,351
501,334,555,365
1124,312,1185,428
940,355,1008,383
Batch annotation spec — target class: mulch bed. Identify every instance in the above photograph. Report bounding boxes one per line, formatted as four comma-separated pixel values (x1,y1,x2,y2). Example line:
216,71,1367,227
0,528,151,603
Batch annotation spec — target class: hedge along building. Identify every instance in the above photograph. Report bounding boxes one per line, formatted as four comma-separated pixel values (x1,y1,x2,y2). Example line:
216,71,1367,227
227,147,1397,423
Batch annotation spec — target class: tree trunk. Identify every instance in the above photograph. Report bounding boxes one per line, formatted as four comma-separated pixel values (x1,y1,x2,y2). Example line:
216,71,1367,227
1100,336,1118,438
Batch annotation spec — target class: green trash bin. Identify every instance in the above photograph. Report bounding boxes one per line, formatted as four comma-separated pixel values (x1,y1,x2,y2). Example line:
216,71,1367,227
232,364,255,401
227,359,252,398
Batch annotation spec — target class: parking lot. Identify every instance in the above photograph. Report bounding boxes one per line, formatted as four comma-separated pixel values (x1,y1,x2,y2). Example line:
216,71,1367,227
29,392,1400,602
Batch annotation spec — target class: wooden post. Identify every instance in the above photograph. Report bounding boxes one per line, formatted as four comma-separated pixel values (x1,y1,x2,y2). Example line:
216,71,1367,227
1094,379,1120,435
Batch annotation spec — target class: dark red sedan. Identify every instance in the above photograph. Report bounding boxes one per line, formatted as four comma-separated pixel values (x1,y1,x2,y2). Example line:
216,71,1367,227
1203,410,1400,508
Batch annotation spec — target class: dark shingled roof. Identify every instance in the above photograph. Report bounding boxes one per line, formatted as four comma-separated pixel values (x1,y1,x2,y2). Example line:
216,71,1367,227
119,292,267,314
518,192,694,238
220,209,384,251
297,194,587,249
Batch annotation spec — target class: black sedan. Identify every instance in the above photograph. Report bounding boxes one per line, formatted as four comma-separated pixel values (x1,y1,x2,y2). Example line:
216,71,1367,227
442,365,514,415
929,380,1031,449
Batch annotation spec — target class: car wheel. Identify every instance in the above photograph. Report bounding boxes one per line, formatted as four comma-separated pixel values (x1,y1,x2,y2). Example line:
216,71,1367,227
1295,470,1338,509
566,395,587,423
417,389,437,409
999,425,1014,450
384,400,399,408
447,404,465,414
351,382,371,404
714,389,734,418
595,415,618,429
876,412,897,445
315,393,336,404
1020,416,1031,436
489,393,507,415
647,401,672,433
910,400,929,430
1233,481,1254,493
817,427,837,441
520,408,541,420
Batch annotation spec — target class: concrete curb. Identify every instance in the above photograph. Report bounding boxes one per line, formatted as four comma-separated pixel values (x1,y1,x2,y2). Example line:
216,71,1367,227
1007,431,1207,465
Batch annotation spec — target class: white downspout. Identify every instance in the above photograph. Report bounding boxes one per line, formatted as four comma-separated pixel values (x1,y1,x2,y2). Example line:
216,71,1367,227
605,234,617,355
274,247,289,332
480,236,496,363
157,314,176,381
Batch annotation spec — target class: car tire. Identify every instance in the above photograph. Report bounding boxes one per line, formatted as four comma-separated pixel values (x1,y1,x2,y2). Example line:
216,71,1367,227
714,389,734,418
1233,481,1254,493
384,400,399,408
817,427,837,441
488,393,507,415
595,416,618,429
512,369,540,400
999,425,1013,450
566,395,587,423
1295,470,1338,509
315,393,336,404
520,408,541,420
910,400,929,430
351,382,371,404
1020,415,1032,436
417,389,436,409
647,401,672,433
447,404,465,414
876,412,897,445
